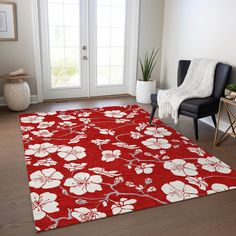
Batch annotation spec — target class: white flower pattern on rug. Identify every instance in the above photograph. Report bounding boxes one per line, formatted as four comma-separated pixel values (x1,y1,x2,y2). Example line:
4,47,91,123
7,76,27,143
37,112,57,116
57,146,86,161
63,163,87,172
72,207,106,222
130,131,143,139
111,198,137,215
58,114,76,120
64,172,102,195
32,130,54,137
33,158,57,167
91,139,110,145
135,163,155,174
21,126,34,132
144,127,171,138
98,128,115,136
101,150,121,162
113,142,139,149
37,121,55,129
164,159,198,177
198,156,232,174
207,183,236,195
188,147,205,156
31,192,59,220
21,116,44,124
77,112,91,117
185,177,208,191
104,110,127,118
25,143,58,158
142,138,171,150
29,168,63,189
59,121,76,127
161,180,198,202
79,118,91,124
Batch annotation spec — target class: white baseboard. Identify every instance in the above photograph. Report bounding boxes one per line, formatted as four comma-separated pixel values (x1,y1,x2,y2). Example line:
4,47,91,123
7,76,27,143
30,95,38,104
0,95,38,107
200,117,229,133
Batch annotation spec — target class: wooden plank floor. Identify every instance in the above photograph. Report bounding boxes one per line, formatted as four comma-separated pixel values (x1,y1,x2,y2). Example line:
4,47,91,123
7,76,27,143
0,96,236,236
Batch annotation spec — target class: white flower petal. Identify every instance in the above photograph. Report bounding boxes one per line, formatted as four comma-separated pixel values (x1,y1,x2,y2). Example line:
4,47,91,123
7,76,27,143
64,178,78,187
33,206,46,221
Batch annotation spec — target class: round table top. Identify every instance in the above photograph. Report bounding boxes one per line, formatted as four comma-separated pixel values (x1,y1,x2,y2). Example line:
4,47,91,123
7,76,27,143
0,74,30,80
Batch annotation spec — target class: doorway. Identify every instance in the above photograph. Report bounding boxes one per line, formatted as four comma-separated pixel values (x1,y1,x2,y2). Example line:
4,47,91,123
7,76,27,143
39,0,139,100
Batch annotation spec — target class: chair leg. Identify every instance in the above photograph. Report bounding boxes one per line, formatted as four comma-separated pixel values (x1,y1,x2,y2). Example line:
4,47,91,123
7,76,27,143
149,106,157,124
211,114,217,127
193,118,199,140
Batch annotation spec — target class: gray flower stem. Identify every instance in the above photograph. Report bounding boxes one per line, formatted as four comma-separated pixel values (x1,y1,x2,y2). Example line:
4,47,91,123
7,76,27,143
46,208,73,230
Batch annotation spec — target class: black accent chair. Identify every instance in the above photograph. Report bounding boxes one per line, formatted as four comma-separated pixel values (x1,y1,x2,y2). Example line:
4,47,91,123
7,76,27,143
150,60,232,140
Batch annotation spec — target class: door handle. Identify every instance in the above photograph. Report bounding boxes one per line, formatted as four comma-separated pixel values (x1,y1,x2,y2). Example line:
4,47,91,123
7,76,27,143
82,46,87,50
82,56,88,60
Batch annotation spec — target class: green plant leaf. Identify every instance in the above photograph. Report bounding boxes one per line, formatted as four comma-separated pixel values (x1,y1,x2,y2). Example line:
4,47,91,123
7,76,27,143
226,84,236,91
139,48,159,81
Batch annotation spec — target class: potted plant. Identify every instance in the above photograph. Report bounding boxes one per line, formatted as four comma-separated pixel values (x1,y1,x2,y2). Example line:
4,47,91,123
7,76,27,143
136,48,159,104
225,84,236,99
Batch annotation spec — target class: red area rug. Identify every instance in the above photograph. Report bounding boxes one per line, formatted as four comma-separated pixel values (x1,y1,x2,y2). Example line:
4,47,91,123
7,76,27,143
20,105,236,232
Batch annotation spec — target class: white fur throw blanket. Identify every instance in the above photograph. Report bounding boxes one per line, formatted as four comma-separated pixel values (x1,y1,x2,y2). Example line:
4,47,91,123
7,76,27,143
157,59,218,124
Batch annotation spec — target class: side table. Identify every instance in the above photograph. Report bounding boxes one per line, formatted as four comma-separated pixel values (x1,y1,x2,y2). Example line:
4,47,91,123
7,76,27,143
0,74,31,111
214,97,236,156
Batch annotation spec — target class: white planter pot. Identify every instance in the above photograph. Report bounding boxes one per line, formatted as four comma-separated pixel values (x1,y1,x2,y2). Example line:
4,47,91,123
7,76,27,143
136,80,156,104
4,79,30,111
224,89,231,97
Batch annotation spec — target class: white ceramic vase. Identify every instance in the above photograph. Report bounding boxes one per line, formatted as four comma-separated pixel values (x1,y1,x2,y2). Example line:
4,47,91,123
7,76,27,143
224,88,231,97
4,79,30,111
136,80,156,104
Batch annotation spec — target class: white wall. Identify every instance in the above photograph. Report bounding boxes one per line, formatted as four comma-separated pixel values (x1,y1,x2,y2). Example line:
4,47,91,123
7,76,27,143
0,0,37,96
161,0,236,89
138,0,164,87
0,0,165,98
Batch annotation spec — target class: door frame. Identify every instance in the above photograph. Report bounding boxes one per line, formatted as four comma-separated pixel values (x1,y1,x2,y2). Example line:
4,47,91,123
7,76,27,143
31,0,139,102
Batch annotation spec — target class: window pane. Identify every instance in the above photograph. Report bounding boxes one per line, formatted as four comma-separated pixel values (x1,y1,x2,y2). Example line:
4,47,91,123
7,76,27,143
96,0,126,86
51,67,66,87
111,0,126,7
111,28,124,47
65,0,79,4
97,6,111,27
110,47,124,65
97,66,110,85
48,0,63,3
97,47,110,66
65,67,80,87
65,47,80,68
97,0,111,7
49,26,64,47
48,0,81,88
64,4,80,26
110,66,123,84
97,28,110,47
50,47,65,67
64,27,80,47
48,3,63,26
111,7,125,27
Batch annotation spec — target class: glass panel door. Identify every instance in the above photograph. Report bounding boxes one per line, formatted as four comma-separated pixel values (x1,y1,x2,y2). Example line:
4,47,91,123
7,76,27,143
40,0,132,99
41,0,89,99
96,0,126,86
89,0,129,96
48,0,81,88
